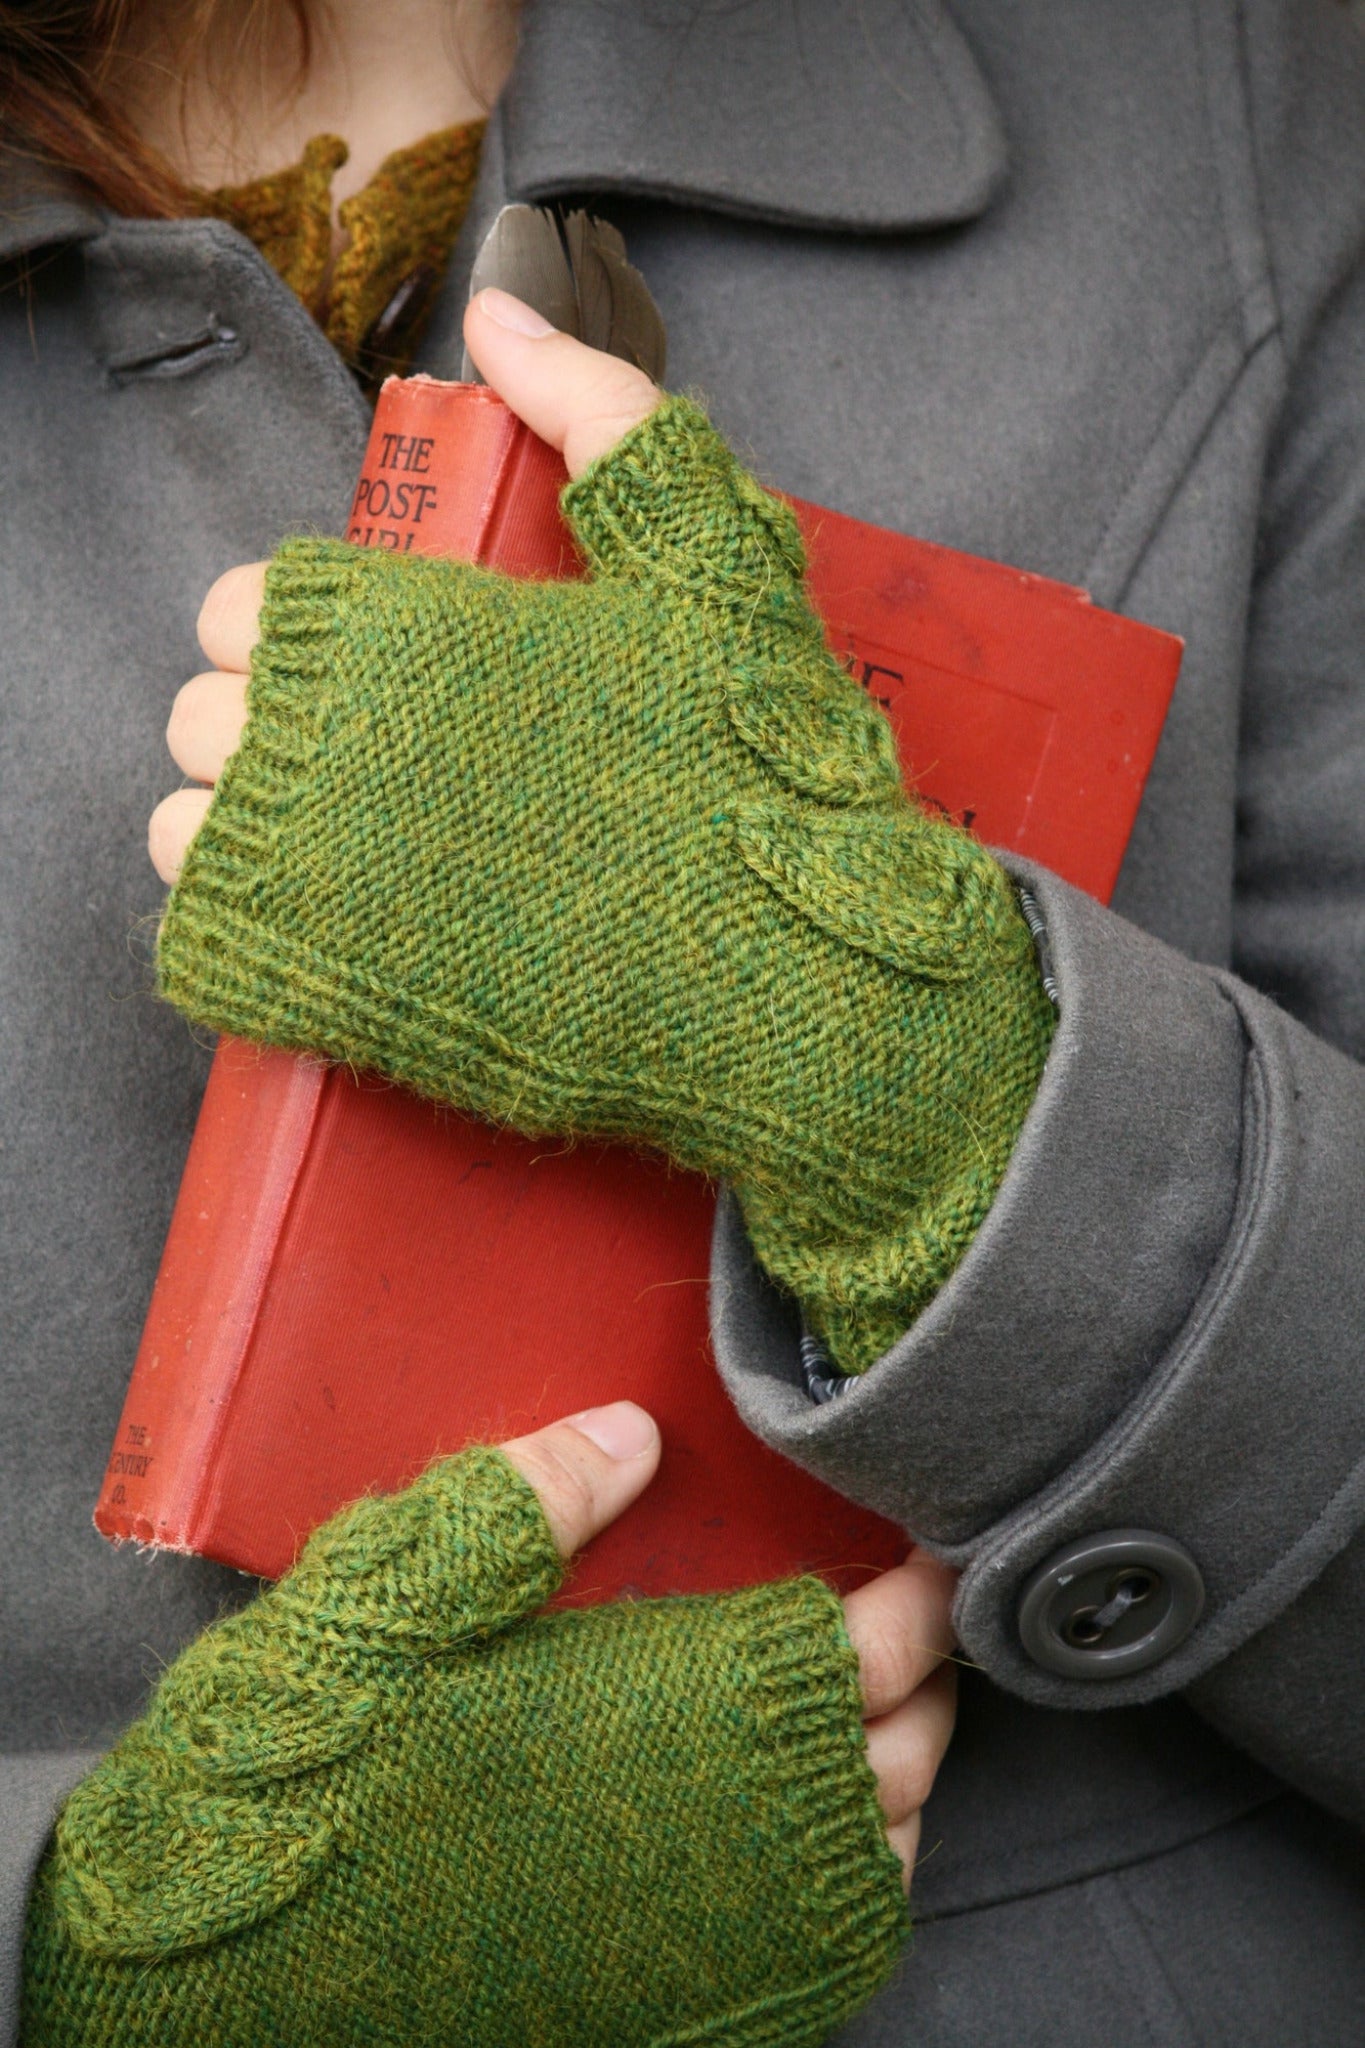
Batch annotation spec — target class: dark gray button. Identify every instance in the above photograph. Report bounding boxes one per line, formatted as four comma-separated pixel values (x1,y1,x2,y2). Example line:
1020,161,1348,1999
1017,1529,1205,1679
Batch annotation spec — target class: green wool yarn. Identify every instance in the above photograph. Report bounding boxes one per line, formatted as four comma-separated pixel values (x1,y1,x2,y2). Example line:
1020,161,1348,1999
22,1448,906,2045
157,397,1055,1371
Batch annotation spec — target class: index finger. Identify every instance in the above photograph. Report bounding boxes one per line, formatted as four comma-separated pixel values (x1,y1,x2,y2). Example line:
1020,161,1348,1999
842,1550,959,1719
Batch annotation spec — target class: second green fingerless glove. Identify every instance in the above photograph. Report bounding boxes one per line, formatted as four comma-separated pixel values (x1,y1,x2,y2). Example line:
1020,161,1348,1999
23,1448,906,2045
158,398,1055,1372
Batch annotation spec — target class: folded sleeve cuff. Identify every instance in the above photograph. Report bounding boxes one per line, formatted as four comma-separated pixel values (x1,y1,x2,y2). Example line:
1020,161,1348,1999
711,858,1365,1707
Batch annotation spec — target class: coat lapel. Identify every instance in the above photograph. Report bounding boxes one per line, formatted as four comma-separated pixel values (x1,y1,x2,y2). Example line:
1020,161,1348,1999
501,0,1007,232
0,159,103,261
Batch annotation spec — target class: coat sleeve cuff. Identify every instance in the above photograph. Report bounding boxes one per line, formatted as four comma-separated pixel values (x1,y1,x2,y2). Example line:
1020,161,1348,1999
710,858,1365,1708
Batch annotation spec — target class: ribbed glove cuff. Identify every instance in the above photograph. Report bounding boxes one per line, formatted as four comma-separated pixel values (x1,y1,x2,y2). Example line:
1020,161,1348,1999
25,1453,907,2046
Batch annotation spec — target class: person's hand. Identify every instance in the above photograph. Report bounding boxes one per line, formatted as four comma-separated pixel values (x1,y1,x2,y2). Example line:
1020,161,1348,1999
26,1405,955,2046
149,285,660,883
150,290,1051,1380
839,1543,959,1890
498,1401,959,1895
147,282,962,1885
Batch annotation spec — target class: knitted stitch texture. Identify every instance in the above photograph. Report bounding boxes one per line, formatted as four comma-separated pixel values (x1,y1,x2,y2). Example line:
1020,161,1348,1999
158,398,1057,1372
21,1448,905,2045
198,124,484,386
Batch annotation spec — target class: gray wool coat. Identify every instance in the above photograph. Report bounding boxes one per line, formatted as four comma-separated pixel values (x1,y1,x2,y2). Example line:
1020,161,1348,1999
3,1,1365,2041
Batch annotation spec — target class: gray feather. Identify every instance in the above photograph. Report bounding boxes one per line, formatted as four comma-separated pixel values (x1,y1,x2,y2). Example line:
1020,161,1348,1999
462,204,666,385
563,210,667,383
562,208,615,356
460,204,579,380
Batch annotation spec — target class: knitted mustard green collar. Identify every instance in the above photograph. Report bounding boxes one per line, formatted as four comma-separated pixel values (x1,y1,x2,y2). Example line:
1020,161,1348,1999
195,122,484,392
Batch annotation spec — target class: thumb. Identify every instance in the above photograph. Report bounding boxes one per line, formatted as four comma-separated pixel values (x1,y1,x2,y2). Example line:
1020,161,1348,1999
500,1402,662,1560
463,287,661,479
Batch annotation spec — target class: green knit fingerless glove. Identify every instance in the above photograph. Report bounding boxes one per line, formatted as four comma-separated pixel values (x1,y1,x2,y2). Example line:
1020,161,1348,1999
158,397,1055,1372
22,1448,905,2046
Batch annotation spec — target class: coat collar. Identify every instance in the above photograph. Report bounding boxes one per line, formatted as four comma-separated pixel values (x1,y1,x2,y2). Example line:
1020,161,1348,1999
502,0,1007,232
0,156,104,261
0,0,1007,261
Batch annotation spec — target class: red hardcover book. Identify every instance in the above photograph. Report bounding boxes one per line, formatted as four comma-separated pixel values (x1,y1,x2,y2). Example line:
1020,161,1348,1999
95,379,1181,1595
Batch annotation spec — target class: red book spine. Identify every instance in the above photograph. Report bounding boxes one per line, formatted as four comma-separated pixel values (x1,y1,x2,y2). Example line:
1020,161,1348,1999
97,383,578,1556
98,1048,326,1552
344,377,582,576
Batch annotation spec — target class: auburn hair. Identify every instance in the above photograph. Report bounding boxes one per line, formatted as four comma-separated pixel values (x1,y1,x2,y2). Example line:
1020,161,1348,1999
0,1,312,217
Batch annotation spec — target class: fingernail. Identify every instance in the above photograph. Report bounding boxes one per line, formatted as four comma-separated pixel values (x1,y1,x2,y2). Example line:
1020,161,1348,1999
566,1402,658,1461
476,287,557,339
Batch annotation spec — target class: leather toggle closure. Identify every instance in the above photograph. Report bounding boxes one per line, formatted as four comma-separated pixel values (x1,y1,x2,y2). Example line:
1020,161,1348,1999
355,265,441,392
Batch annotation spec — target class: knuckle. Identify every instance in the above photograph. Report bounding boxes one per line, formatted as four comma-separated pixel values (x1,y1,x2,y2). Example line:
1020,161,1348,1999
585,352,657,408
847,1558,960,1713
546,1440,598,1528
581,364,659,441
511,1434,598,1550
593,399,659,449
859,1619,918,1711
